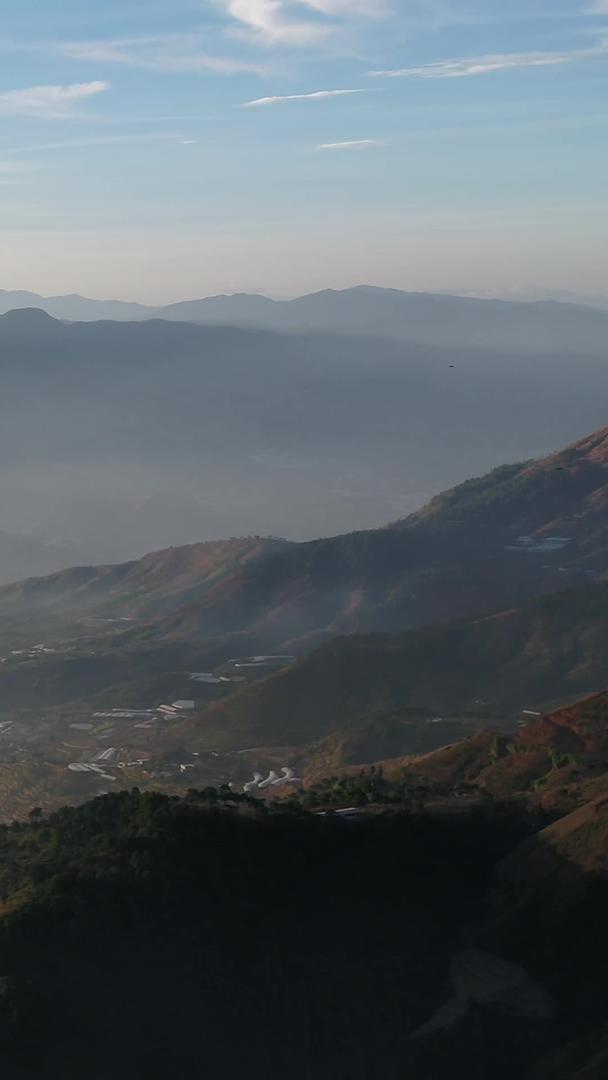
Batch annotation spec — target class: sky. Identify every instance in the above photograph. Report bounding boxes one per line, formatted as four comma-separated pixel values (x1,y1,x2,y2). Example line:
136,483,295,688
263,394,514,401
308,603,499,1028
0,0,607,302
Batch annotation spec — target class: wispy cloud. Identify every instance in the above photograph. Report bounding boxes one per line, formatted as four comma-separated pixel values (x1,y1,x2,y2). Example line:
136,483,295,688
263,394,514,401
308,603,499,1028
226,0,325,45
224,0,384,45
5,133,188,156
243,87,372,106
0,81,108,118
370,42,608,79
588,2,608,12
52,34,266,75
317,138,384,149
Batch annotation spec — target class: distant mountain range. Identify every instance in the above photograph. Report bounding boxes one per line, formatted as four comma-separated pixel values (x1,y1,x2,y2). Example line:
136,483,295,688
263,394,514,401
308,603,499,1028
1,302,608,584
1,284,608,354
0,289,151,322
458,286,608,313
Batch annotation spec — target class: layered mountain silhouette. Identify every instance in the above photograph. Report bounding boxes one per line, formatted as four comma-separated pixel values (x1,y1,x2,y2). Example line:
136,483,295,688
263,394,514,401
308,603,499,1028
158,286,608,357
1,299,608,582
2,285,608,356
0,290,151,321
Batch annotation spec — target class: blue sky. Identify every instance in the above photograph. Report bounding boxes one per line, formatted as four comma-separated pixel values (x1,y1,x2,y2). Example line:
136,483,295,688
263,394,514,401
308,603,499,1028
0,0,607,301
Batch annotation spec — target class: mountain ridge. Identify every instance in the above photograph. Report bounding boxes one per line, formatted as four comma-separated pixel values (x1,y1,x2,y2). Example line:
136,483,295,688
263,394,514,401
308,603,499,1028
167,581,608,756
1,285,607,355
1,425,607,641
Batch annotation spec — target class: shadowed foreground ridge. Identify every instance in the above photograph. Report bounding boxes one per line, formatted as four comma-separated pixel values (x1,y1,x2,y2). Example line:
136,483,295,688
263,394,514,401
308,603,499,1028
1,786,607,1080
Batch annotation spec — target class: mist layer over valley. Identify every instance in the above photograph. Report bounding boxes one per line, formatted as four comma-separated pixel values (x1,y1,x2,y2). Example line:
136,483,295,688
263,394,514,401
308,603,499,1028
1,290,608,584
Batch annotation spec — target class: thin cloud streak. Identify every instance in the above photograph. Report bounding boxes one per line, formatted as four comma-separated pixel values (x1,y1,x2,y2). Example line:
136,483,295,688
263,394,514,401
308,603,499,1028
0,81,109,118
243,88,372,106
5,133,189,156
317,138,384,149
370,42,608,79
52,34,267,75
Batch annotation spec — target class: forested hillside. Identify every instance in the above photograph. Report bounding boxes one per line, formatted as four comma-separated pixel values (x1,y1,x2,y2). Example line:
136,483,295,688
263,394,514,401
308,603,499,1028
0,785,606,1079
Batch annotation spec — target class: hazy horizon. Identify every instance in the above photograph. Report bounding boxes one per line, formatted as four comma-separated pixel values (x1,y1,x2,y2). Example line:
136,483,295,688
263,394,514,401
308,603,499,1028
1,280,608,309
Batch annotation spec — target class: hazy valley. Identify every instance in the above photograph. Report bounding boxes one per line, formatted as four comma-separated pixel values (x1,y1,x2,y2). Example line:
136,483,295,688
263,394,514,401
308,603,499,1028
1,290,608,584
0,418,604,821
